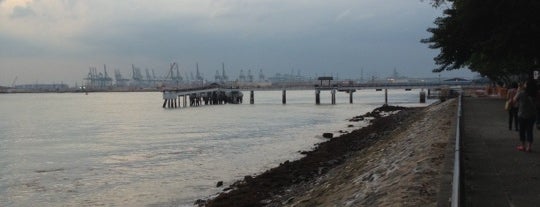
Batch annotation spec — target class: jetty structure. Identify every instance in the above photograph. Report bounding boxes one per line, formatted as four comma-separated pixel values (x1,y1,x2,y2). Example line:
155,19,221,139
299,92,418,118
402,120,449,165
162,84,244,108
160,76,472,108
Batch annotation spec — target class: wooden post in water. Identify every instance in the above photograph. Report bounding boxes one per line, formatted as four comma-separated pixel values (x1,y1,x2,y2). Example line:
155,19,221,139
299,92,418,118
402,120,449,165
282,90,286,104
331,89,336,105
178,96,182,108
180,96,183,108
315,90,320,105
162,91,169,108
349,90,354,104
384,89,388,106
250,90,254,104
420,90,426,103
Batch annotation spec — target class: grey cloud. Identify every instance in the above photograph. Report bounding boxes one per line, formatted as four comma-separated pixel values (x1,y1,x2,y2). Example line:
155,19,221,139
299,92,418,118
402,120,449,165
75,3,441,78
0,34,44,57
0,1,477,85
10,5,36,19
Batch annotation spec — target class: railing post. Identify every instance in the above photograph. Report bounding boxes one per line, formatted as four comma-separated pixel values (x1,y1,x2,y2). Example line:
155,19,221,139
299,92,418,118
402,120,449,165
451,93,463,207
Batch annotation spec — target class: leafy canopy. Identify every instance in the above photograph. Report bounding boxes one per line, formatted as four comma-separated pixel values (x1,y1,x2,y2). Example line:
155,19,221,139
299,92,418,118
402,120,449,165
422,0,540,81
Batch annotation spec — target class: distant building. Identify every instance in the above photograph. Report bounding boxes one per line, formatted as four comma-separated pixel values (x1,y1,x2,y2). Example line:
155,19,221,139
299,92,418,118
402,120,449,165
268,72,309,83
0,86,9,92
14,84,69,92
444,77,470,82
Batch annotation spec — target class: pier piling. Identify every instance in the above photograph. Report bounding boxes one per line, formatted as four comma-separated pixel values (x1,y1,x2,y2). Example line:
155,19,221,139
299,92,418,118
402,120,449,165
250,91,254,104
331,89,336,105
384,89,388,106
315,90,320,105
420,90,426,103
282,90,286,104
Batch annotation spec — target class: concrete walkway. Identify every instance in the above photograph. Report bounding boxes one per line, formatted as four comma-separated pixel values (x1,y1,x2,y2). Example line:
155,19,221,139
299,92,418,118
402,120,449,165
462,97,540,206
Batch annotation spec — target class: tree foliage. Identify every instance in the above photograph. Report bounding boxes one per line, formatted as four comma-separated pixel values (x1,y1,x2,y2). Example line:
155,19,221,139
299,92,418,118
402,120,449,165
422,0,540,81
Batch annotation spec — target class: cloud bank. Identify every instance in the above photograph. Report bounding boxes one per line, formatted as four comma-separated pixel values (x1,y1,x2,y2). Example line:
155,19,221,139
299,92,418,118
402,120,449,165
0,0,475,85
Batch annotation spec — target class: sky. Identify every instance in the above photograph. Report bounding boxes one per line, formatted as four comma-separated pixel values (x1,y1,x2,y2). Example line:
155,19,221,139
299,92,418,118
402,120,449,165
0,0,476,86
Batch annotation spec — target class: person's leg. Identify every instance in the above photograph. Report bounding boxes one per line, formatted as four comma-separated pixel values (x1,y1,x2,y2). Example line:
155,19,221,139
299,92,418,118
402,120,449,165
514,108,520,131
537,108,540,129
509,110,514,130
518,117,527,150
527,118,535,151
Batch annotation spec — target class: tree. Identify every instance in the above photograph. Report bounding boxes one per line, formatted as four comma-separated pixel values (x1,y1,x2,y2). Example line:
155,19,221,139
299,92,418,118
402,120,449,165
422,0,540,82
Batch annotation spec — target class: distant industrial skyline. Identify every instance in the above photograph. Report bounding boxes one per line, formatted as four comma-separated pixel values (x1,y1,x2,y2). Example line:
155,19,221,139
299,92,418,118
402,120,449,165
0,0,477,87
81,63,475,84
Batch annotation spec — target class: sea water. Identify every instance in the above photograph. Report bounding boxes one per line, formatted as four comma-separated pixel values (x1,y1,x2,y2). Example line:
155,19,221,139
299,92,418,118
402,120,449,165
0,90,433,206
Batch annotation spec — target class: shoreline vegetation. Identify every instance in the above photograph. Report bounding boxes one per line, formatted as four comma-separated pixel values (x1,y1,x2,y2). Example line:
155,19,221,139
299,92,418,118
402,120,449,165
196,99,457,207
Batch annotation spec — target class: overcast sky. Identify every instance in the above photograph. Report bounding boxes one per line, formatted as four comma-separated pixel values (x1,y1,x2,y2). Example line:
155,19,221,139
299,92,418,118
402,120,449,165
0,0,476,86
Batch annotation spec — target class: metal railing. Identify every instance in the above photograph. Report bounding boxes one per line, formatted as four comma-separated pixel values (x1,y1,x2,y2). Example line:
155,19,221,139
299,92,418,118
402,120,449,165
451,93,463,207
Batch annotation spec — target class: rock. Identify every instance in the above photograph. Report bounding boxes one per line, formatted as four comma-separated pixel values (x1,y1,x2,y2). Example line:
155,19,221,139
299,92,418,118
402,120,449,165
348,124,354,127
194,199,207,206
326,159,339,165
367,133,378,140
216,181,223,187
244,175,253,183
349,116,365,122
260,199,272,204
284,197,295,204
318,167,327,175
322,133,333,138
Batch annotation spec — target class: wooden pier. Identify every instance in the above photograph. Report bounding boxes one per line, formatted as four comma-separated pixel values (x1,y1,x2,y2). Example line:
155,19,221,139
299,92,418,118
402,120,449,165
162,86,244,108
161,79,464,108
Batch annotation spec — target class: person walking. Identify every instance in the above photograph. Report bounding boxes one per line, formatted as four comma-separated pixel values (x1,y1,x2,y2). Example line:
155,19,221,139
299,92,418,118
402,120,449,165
513,79,537,152
507,82,519,131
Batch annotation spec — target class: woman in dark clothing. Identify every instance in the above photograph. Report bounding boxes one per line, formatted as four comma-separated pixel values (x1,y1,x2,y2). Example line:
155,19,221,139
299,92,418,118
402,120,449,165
513,79,537,152
507,82,519,131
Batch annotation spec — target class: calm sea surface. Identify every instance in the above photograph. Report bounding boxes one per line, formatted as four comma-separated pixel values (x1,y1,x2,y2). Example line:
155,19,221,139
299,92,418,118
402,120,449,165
0,90,433,206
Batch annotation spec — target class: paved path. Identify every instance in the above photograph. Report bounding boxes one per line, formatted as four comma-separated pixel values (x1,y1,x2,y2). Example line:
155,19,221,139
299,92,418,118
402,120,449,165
462,97,540,206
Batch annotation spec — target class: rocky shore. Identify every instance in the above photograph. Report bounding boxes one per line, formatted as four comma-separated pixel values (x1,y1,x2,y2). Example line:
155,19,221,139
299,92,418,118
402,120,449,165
199,99,457,207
